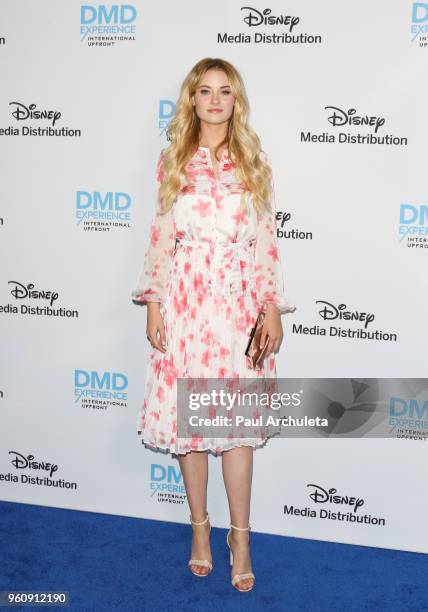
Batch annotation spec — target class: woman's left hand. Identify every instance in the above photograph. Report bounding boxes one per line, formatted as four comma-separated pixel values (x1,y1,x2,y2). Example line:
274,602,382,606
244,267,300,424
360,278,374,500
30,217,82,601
259,304,284,358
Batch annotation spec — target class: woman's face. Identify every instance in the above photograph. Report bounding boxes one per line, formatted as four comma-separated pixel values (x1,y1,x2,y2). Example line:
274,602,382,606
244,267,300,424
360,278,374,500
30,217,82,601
192,69,235,127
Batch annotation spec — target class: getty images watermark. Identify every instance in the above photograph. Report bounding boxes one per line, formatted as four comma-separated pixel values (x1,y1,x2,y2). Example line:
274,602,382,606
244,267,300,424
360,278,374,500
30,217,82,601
176,378,428,442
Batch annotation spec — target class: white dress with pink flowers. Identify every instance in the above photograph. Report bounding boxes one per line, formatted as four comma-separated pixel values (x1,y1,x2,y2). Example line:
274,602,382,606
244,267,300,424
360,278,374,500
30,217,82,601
132,145,296,455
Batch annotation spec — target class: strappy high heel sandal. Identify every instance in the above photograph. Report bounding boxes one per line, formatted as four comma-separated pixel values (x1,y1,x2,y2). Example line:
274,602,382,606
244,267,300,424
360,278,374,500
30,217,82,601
226,523,256,592
188,513,213,577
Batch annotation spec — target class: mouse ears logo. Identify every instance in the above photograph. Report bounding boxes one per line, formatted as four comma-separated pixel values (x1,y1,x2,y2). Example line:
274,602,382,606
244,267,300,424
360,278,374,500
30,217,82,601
411,2,428,45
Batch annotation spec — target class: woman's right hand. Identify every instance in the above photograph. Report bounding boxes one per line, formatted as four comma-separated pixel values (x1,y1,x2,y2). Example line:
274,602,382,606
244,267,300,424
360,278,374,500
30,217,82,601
146,303,167,353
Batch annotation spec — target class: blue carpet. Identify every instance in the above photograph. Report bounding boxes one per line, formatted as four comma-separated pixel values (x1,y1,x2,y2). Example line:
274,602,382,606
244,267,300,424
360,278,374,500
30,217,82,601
0,500,426,612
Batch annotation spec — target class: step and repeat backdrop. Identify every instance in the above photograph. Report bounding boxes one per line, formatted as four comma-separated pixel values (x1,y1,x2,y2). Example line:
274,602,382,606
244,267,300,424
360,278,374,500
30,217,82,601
1,1,427,554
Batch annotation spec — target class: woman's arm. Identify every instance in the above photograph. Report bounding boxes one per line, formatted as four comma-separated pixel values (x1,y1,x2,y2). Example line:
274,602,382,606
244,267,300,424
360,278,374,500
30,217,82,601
254,150,296,316
131,148,176,306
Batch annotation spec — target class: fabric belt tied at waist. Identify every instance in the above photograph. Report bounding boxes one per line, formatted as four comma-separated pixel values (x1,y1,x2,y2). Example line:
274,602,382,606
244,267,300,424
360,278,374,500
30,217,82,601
173,238,256,294
175,238,255,249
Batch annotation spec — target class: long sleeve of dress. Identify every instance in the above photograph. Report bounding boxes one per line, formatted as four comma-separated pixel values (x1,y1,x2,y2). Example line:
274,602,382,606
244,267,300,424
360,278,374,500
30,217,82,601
131,149,176,305
254,150,297,316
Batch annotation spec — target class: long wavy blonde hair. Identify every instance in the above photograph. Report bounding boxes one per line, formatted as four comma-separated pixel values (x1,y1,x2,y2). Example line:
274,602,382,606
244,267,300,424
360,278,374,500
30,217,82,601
157,57,273,216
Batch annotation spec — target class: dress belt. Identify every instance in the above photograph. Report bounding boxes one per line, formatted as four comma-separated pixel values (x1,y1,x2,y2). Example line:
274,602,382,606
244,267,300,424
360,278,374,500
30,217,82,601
173,238,255,294
175,238,255,249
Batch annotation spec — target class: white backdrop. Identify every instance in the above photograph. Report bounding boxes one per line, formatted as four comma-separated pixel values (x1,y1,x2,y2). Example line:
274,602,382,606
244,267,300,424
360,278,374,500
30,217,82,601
1,1,427,554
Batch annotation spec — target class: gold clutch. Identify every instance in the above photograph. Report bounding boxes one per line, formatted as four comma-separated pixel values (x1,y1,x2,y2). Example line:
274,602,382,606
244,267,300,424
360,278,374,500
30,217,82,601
245,311,269,370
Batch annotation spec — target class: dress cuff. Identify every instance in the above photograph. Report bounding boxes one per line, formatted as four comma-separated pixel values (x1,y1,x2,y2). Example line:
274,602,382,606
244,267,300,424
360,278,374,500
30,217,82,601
261,299,297,316
131,289,163,306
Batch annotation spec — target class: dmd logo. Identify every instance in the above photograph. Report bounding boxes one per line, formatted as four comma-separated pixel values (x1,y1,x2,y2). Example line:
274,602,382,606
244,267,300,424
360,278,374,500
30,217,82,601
80,4,137,46
389,397,428,440
149,464,186,504
159,100,176,140
411,2,428,45
75,191,132,231
398,204,428,247
74,370,128,411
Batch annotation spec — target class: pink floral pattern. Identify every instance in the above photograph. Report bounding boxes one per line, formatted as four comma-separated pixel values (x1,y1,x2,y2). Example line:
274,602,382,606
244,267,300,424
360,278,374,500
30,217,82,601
132,146,296,455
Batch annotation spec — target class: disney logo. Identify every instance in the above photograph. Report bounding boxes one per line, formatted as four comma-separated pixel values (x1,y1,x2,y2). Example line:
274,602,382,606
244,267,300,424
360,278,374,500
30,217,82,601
316,300,375,329
8,281,59,306
241,7,299,30
325,106,385,133
9,102,61,126
9,451,58,478
275,211,291,228
307,483,364,513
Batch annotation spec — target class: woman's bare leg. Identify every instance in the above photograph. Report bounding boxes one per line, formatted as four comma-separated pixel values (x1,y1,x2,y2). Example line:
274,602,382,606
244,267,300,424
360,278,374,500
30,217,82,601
178,450,211,575
222,446,254,590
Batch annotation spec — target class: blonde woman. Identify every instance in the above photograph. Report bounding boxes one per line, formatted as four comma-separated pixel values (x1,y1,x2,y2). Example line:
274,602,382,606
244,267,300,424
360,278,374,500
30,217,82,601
132,58,296,592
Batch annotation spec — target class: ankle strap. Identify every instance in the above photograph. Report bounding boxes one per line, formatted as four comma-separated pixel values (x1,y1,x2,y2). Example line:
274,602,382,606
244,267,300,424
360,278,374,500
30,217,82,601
190,513,209,526
230,523,251,531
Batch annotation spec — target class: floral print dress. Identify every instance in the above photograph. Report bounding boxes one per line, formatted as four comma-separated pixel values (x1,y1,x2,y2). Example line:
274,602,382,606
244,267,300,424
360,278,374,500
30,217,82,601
132,145,296,455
